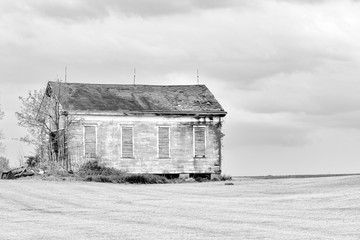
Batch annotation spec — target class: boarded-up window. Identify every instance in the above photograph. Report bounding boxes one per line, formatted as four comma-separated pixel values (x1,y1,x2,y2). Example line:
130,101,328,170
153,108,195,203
50,129,65,156
194,126,206,157
158,126,170,158
122,126,133,158
84,126,96,158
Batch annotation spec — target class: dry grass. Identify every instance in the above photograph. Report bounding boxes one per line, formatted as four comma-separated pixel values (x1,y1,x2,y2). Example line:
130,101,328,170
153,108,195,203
0,176,359,239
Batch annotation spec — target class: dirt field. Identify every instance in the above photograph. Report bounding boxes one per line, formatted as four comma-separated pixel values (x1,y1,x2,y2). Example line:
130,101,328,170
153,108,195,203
1,176,359,240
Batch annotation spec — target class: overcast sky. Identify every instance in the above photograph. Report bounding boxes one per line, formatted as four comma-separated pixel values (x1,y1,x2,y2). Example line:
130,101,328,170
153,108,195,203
1,0,360,175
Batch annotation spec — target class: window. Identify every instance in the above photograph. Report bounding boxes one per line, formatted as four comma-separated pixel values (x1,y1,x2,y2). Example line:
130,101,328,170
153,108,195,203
84,126,96,158
122,126,134,158
194,126,206,157
158,126,170,158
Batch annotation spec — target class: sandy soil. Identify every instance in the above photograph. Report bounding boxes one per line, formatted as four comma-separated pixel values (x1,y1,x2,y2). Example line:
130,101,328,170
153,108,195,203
0,176,359,240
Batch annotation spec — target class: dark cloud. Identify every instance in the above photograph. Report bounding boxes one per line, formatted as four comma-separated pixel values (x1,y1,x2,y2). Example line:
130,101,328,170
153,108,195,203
239,90,360,116
239,75,360,116
9,0,238,22
29,1,108,21
102,0,237,17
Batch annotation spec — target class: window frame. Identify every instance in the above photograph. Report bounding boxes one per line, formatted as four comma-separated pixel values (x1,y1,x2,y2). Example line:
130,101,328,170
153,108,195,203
193,126,206,158
157,126,170,159
83,125,97,159
121,125,134,158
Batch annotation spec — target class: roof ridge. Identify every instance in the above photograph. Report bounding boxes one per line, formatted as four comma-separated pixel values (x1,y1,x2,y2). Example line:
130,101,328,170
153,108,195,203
49,81,206,87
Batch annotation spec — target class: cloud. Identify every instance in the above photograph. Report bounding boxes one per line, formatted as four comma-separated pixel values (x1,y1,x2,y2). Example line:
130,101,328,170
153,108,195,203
1,0,360,167
226,121,311,147
2,0,360,84
222,108,312,147
301,111,360,130
233,68,360,115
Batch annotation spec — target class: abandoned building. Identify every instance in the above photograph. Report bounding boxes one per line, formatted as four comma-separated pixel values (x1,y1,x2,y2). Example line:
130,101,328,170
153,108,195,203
39,81,227,178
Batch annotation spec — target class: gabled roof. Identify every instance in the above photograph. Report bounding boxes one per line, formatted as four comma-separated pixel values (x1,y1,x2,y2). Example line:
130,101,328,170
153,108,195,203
47,81,226,116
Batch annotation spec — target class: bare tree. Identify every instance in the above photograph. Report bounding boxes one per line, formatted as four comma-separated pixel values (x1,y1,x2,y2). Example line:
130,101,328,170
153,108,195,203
0,156,10,172
0,103,5,153
16,80,76,171
16,88,46,152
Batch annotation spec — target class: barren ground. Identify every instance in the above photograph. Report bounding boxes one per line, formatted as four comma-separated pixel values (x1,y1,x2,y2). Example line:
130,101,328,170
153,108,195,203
0,176,359,240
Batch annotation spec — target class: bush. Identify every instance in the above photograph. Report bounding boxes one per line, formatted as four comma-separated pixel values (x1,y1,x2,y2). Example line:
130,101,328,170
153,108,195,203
36,161,74,179
83,173,169,184
79,160,104,173
124,174,169,184
85,175,113,183
78,160,123,176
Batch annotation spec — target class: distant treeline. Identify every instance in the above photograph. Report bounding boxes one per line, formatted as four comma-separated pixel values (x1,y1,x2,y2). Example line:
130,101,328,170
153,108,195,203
234,173,360,180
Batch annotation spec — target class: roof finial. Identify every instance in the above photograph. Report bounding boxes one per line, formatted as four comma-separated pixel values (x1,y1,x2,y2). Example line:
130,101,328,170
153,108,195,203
133,68,136,85
197,69,199,84
65,66,67,83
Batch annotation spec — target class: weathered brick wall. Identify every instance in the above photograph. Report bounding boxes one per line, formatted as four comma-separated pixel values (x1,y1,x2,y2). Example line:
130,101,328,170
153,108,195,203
67,115,223,174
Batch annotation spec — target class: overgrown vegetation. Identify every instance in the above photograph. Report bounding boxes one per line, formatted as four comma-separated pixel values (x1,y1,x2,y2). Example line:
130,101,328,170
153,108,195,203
78,160,169,184
75,160,232,184
3,154,232,183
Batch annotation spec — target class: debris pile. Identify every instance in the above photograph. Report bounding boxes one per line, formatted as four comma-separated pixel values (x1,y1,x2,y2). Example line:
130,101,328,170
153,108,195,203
1,166,35,179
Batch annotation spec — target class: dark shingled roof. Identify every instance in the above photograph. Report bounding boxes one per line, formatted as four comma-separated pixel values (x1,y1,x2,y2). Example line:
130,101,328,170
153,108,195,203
47,81,226,115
